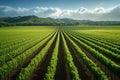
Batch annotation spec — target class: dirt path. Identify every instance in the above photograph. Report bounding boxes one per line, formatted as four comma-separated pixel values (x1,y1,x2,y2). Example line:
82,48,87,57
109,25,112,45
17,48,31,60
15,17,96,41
7,33,55,80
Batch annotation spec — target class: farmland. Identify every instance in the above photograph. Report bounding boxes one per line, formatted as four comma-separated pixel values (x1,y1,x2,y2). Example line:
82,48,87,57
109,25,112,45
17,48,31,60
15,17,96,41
0,26,120,80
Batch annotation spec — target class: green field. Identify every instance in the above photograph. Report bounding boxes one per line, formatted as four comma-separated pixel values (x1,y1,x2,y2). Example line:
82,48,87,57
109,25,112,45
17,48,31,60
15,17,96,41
0,26,120,80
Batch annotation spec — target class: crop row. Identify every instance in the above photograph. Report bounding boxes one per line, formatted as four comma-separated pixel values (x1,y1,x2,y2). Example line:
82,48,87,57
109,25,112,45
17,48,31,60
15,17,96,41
0,29,119,80
66,32,120,75
68,32,120,63
0,32,55,80
0,32,51,56
17,32,57,80
77,31,120,46
71,32,120,54
75,32,120,49
63,32,109,80
61,32,81,80
44,32,60,80
0,33,53,66
0,32,40,48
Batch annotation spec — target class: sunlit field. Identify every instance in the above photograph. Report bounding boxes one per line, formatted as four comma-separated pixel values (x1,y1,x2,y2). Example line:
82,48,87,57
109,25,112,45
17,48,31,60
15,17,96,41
0,26,120,80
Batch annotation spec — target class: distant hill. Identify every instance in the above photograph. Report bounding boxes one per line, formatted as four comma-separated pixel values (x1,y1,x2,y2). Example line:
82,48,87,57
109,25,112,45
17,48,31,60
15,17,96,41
0,15,120,26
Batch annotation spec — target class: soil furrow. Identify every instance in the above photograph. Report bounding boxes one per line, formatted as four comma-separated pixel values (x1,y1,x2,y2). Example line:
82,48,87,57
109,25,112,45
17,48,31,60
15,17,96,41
7,33,55,80
29,33,58,80
72,33,120,64
4,33,53,65
68,33,120,80
64,33,95,80
54,32,68,80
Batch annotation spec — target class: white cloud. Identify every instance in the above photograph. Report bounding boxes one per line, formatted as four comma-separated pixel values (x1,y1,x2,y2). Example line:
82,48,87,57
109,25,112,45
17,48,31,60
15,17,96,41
49,8,62,17
17,8,29,12
33,7,48,13
0,6,15,12
0,5,120,21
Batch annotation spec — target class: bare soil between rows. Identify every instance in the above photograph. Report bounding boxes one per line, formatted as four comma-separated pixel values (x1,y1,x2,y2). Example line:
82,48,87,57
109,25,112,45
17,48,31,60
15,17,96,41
64,33,95,80
29,33,57,80
3,33,53,67
7,33,55,80
68,33,120,80
54,32,69,80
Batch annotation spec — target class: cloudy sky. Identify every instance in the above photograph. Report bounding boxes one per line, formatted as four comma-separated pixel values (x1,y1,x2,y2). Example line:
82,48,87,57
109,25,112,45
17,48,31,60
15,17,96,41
0,0,120,21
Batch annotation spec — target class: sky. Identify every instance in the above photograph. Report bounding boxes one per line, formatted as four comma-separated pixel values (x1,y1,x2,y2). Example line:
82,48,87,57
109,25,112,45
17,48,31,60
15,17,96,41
0,0,120,21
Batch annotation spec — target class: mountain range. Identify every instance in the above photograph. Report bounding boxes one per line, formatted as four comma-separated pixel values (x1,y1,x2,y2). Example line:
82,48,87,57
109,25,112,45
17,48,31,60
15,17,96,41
0,15,120,26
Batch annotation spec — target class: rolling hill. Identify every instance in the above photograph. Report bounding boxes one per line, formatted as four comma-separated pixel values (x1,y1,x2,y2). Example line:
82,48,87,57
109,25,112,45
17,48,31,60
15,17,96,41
0,15,120,26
